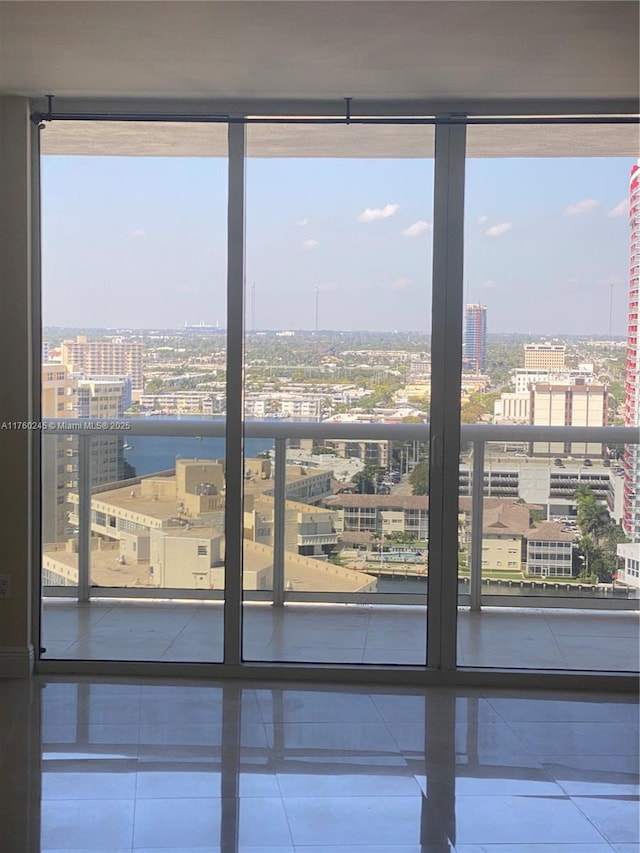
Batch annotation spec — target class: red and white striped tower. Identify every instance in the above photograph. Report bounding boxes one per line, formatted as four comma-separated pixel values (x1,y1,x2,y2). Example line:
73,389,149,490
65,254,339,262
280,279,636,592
623,163,640,541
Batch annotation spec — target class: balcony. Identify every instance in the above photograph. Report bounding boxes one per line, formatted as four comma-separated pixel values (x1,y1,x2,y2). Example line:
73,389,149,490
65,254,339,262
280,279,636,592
40,419,640,673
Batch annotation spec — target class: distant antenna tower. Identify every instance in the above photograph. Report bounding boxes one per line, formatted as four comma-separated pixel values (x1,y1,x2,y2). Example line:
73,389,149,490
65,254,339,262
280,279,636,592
314,285,320,333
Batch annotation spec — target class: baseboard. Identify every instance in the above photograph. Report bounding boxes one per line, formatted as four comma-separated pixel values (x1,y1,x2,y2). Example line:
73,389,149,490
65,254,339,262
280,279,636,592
0,644,35,677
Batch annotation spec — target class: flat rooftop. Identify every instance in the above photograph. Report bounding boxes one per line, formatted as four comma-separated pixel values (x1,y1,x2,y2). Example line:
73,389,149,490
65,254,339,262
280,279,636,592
44,539,375,594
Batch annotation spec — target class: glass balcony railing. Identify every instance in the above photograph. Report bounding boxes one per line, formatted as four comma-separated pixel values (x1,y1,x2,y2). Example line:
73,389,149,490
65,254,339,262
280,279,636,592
42,419,640,611
39,418,640,669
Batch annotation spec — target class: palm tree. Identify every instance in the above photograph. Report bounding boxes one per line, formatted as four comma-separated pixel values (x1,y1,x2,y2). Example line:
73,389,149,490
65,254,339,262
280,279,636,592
575,487,611,545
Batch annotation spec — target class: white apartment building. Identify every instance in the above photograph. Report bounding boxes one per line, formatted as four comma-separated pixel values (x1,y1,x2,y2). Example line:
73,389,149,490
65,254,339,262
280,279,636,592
244,392,325,420
493,392,530,423
530,382,608,457
526,523,575,577
140,391,220,414
513,365,594,394
616,542,640,590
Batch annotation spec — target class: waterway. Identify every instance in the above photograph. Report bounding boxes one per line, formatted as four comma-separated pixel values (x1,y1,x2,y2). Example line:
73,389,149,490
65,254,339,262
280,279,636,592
123,418,274,477
376,575,637,599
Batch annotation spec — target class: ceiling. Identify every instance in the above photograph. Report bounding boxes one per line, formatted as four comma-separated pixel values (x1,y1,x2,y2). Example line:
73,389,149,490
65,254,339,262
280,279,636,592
1,1,638,104
3,1,637,159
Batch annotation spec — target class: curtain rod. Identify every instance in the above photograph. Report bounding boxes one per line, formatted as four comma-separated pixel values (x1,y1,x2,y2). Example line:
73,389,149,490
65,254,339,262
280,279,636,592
32,113,639,127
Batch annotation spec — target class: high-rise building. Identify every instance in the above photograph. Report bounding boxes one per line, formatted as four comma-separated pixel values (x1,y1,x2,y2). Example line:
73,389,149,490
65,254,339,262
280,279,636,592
77,378,128,485
61,335,143,399
463,303,487,373
41,365,129,543
623,163,640,541
529,381,608,458
41,364,78,543
523,343,566,371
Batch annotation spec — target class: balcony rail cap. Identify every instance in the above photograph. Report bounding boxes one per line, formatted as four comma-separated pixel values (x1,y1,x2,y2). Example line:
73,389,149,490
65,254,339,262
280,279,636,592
41,418,639,444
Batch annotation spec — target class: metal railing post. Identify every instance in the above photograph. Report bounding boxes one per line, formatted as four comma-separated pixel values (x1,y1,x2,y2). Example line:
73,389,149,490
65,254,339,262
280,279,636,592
77,434,91,603
470,439,485,611
272,438,287,606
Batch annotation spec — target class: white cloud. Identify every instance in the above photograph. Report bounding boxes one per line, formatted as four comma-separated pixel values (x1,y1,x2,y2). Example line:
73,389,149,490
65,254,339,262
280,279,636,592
476,215,488,225
402,220,432,238
357,203,399,223
302,239,319,250
130,229,145,237
607,199,628,218
295,218,309,226
482,280,497,289
563,199,599,216
392,277,413,291
484,222,512,237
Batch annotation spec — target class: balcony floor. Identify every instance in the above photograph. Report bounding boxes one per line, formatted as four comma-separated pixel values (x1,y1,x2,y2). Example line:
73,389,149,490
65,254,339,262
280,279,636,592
41,599,640,672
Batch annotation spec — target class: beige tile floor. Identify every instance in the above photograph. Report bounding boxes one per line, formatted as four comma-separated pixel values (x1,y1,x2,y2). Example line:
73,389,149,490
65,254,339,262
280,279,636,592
41,599,640,671
0,676,637,852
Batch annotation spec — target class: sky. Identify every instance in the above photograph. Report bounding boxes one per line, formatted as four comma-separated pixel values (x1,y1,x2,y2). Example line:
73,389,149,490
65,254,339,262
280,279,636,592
41,148,636,336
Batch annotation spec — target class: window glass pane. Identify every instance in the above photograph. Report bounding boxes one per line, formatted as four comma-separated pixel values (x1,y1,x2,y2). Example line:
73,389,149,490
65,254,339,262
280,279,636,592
40,121,228,663
458,123,639,672
242,123,434,664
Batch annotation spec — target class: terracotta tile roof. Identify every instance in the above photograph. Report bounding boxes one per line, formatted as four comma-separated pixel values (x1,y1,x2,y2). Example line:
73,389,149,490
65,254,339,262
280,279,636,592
324,494,429,510
526,522,575,543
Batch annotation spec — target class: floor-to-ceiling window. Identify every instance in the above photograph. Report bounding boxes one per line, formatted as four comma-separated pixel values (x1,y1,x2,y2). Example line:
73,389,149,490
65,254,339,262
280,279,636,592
457,120,640,671
40,121,229,662
35,108,639,678
242,123,434,664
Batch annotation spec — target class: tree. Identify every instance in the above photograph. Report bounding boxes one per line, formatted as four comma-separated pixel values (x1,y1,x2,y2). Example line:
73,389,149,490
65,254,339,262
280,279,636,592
351,463,383,494
574,486,611,544
389,530,417,546
601,523,629,573
577,535,611,583
409,459,429,495
145,377,165,394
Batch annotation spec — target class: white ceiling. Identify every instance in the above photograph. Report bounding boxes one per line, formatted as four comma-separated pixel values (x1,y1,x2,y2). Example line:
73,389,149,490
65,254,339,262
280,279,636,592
0,1,638,104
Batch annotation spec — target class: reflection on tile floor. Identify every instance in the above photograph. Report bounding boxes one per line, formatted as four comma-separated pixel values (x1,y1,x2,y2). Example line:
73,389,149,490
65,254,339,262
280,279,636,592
41,599,640,671
0,677,637,852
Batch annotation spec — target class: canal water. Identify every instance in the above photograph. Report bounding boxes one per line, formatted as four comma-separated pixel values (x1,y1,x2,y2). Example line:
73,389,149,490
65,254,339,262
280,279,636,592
376,575,637,599
123,425,273,477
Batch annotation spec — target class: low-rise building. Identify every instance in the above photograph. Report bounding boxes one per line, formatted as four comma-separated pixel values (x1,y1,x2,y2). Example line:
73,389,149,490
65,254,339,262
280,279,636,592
324,494,429,541
480,501,530,572
525,522,575,577
616,542,640,590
